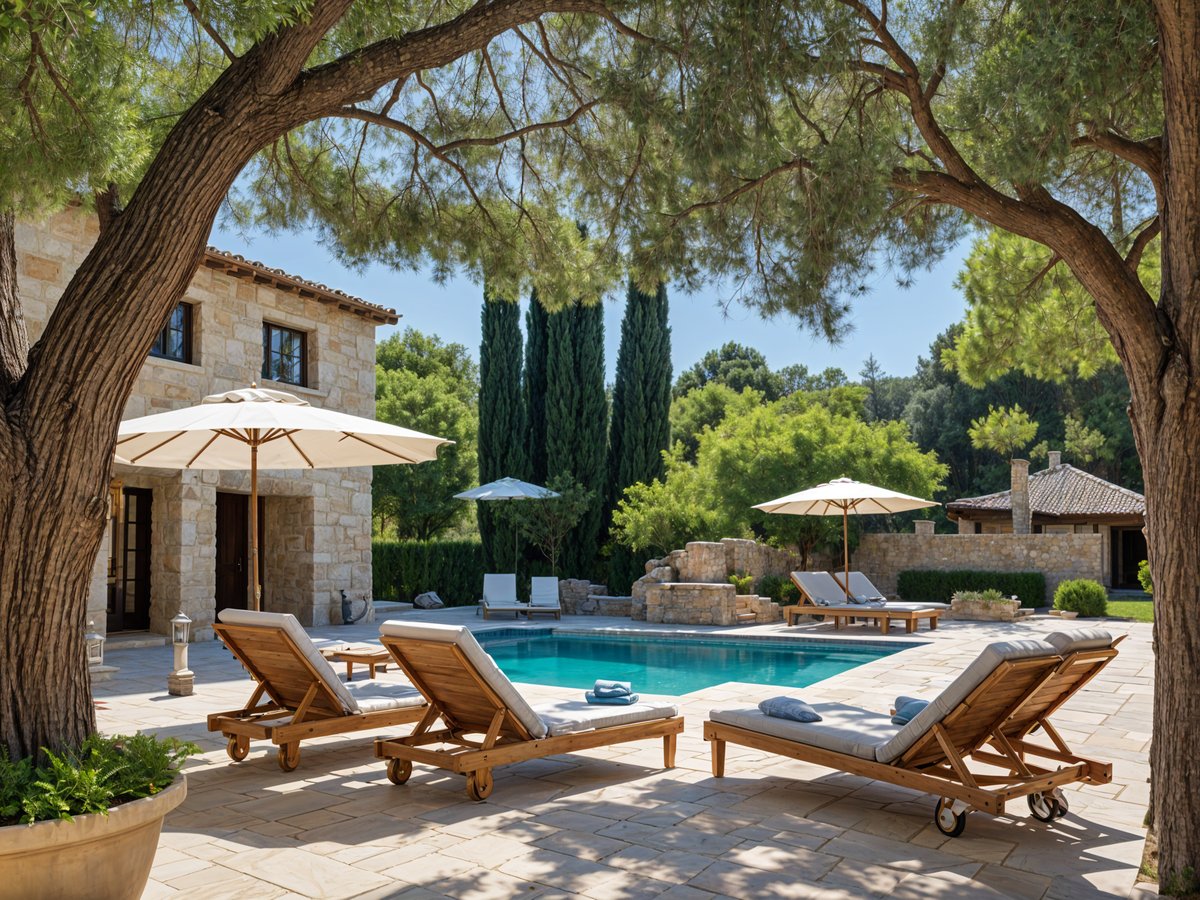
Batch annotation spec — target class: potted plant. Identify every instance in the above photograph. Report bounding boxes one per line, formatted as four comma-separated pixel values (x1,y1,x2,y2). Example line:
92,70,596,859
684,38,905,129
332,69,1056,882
0,733,196,900
949,589,1022,622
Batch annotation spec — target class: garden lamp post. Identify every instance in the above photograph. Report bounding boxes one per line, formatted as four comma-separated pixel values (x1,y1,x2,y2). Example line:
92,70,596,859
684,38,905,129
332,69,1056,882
168,612,193,697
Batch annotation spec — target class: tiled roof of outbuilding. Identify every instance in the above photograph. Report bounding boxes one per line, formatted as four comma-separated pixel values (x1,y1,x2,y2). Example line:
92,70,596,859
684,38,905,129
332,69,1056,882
202,247,399,325
946,464,1145,519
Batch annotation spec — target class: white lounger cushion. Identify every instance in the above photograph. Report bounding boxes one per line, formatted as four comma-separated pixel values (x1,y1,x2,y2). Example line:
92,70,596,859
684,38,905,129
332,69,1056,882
884,602,950,611
342,679,426,714
534,699,680,736
709,638,1060,766
530,576,561,608
483,573,520,604
218,608,360,716
875,638,1059,763
1044,628,1113,654
380,621,549,739
710,703,899,761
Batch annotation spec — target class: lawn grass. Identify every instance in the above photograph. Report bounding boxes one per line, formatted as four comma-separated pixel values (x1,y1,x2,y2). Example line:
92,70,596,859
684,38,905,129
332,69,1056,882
1106,599,1154,622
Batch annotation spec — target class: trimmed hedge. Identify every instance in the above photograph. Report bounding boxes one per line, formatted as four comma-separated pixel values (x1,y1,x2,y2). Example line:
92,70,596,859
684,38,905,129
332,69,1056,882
758,573,800,605
1053,579,1108,617
897,569,1046,608
373,540,486,606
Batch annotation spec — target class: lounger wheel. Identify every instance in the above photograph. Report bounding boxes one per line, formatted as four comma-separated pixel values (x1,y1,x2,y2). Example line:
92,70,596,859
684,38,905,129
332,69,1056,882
1028,790,1068,822
466,769,493,801
934,798,967,837
277,743,301,772
386,759,412,785
226,735,249,762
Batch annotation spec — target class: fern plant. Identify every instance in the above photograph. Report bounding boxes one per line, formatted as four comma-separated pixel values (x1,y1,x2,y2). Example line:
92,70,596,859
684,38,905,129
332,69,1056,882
1,734,198,826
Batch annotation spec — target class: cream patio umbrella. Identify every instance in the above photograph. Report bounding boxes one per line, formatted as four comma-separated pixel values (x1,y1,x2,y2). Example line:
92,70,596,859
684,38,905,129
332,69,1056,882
752,478,938,600
116,387,450,611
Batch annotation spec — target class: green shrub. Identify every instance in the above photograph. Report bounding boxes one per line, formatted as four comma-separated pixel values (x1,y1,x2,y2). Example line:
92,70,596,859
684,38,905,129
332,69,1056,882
373,539,487,606
758,574,800,605
951,588,1010,604
897,570,1046,607
728,572,755,594
1053,579,1108,617
0,734,197,826
1137,559,1153,595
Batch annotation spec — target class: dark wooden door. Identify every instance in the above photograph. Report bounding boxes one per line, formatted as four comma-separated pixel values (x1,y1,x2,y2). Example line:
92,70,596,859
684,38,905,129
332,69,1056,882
215,492,248,613
106,487,153,632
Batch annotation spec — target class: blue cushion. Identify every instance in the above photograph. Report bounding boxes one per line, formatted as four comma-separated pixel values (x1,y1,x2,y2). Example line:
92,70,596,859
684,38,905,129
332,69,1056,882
891,697,929,726
758,696,822,723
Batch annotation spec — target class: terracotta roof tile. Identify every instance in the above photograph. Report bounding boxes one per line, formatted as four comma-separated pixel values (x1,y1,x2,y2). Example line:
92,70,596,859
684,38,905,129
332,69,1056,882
946,464,1144,518
202,247,399,325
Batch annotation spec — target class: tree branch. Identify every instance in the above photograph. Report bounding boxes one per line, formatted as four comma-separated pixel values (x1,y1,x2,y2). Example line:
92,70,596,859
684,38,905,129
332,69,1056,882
1125,216,1161,270
181,0,238,62
1072,129,1164,198
667,158,811,221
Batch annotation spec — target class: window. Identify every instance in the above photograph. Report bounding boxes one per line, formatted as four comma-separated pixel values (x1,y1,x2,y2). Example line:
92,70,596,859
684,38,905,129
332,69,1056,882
262,322,307,387
149,302,193,364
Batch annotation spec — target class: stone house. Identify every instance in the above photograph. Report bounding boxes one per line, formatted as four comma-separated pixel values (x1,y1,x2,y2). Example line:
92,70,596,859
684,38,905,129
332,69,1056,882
15,210,398,640
945,452,1146,588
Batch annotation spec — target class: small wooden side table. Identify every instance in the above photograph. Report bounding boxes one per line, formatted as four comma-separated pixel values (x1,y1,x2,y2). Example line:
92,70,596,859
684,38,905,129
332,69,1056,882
320,646,390,680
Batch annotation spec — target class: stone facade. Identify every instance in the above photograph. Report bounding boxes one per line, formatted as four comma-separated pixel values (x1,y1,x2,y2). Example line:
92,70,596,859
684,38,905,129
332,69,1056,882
16,210,395,638
852,532,1105,603
645,583,738,625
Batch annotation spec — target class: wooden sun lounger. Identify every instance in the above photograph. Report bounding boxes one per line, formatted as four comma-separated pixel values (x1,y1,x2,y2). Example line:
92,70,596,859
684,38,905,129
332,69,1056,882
208,610,427,771
373,621,684,800
704,630,1119,836
788,571,941,633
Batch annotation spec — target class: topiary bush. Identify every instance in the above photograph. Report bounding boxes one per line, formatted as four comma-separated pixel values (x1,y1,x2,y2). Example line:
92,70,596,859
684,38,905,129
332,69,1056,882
1053,579,1109,617
898,570,1046,607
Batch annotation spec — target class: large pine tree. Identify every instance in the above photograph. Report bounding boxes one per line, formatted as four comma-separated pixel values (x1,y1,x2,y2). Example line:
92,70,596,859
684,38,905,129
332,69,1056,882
605,281,672,592
545,303,607,578
478,294,527,571
524,292,550,486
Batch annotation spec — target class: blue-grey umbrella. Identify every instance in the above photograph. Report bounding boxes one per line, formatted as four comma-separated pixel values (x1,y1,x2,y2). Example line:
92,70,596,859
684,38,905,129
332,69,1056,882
455,477,559,569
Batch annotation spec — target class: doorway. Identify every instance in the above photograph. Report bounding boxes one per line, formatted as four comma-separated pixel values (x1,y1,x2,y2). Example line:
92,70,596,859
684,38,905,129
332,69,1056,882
1111,526,1149,590
215,492,265,613
106,487,153,633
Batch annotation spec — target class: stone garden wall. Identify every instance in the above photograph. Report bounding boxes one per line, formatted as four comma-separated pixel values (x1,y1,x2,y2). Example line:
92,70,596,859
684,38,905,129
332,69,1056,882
852,533,1105,602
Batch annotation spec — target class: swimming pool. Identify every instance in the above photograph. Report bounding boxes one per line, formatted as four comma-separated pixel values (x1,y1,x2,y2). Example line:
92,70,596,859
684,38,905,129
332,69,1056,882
476,630,917,694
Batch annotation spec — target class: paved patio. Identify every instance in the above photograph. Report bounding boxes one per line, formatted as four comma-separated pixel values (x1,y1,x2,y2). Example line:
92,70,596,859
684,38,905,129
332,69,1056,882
95,609,1156,899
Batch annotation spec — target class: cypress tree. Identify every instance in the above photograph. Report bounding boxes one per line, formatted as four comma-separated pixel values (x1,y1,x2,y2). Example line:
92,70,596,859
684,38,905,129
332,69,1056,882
478,293,527,571
545,302,607,578
605,281,672,592
524,291,549,485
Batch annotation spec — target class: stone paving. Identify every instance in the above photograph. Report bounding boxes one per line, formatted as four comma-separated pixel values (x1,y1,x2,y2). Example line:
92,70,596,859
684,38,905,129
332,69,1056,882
94,609,1157,899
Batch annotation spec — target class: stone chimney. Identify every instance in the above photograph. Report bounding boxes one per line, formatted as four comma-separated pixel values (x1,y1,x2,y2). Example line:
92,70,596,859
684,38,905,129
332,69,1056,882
914,520,935,536
1011,459,1031,534
1047,450,1062,468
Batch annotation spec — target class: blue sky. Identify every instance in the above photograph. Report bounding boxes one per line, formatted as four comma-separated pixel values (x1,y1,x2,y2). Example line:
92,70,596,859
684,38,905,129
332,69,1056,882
209,222,971,382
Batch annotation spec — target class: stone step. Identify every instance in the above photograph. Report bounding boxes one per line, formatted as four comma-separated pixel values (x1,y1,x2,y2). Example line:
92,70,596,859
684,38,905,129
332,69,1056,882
736,611,757,622
105,632,169,651
1014,607,1036,618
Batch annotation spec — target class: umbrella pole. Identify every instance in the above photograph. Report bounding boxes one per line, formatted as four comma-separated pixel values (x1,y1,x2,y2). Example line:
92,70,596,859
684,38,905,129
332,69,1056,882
250,438,261,612
842,507,850,601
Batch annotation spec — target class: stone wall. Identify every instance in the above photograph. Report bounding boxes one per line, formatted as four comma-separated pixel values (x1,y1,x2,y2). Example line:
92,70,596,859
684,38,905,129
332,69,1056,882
18,209,383,636
645,583,737,625
852,533,1105,602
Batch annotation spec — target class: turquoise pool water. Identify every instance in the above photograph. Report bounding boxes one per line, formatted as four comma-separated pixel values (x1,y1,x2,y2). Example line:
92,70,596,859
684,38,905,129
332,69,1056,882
476,631,914,694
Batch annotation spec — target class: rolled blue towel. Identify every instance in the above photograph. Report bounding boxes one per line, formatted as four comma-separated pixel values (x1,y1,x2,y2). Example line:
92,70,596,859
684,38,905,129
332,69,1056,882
758,696,822,723
891,697,930,726
586,691,640,705
593,679,633,698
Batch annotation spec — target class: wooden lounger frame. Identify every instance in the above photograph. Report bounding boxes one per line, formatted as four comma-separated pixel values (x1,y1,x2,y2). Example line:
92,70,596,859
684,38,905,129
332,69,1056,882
374,632,684,800
704,646,1118,833
787,574,940,633
209,621,426,771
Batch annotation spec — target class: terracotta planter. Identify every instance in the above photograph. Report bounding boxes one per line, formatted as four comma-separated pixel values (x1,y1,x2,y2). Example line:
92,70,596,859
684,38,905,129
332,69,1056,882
0,776,186,900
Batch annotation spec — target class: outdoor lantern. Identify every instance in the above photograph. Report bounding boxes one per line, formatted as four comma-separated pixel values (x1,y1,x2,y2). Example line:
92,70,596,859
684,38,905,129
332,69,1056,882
84,619,105,669
168,611,194,697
